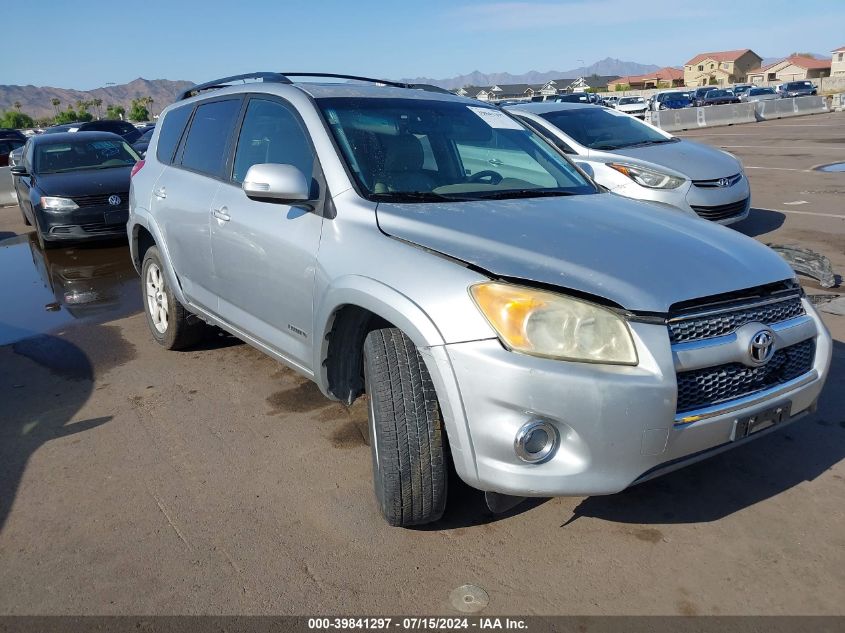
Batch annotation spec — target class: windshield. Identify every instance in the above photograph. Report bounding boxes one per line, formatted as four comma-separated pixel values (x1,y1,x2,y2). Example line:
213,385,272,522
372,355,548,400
34,138,139,174
618,97,644,105
317,97,596,201
706,90,727,97
661,92,690,101
750,88,775,95
538,107,675,150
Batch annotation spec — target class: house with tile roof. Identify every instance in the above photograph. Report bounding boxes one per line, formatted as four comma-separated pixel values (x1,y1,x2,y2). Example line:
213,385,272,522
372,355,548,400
606,67,684,91
683,49,762,86
458,76,619,101
747,55,832,84
832,46,845,77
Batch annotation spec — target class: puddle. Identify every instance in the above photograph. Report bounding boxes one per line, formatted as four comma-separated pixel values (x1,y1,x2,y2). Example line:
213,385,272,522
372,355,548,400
0,234,141,345
816,162,845,173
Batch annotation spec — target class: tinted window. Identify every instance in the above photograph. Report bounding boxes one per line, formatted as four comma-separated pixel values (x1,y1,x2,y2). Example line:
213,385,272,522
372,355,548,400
155,104,193,165
539,107,673,150
180,99,241,177
232,99,314,184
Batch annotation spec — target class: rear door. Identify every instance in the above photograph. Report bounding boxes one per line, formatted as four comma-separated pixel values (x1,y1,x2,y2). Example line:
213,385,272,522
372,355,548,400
151,97,242,313
209,96,324,370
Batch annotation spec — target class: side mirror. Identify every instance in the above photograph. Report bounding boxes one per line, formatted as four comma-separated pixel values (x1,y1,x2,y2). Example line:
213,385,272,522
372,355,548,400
10,165,28,176
242,163,310,203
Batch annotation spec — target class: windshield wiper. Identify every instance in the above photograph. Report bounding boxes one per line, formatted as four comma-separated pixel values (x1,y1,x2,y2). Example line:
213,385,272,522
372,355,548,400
618,138,680,149
466,189,578,200
370,191,470,203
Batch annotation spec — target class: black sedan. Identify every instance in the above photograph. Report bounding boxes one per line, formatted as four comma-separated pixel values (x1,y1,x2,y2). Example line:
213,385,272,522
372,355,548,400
700,89,741,106
11,131,139,248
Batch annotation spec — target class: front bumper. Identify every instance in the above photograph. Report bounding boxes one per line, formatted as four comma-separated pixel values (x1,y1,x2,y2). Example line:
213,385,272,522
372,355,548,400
432,303,831,497
38,207,129,242
609,173,751,225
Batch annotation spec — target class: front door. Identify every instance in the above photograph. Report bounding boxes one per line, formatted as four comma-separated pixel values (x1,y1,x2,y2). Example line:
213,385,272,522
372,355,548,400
209,96,323,371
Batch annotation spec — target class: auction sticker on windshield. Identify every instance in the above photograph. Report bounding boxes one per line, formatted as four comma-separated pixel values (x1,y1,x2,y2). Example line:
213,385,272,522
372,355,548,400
467,106,524,130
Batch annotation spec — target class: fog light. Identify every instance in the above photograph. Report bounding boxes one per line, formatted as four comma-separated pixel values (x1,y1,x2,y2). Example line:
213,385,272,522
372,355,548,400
514,419,558,463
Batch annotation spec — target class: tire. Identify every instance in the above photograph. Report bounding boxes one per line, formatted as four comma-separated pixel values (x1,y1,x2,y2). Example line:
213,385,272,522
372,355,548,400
141,245,204,350
363,327,447,527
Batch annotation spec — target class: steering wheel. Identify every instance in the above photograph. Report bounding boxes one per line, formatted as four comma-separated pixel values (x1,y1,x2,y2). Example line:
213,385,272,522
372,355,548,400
468,170,503,184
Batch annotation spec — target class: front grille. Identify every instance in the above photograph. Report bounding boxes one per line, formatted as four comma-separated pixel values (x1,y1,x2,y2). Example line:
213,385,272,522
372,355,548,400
690,198,748,221
676,339,815,413
669,295,805,344
692,174,742,188
71,192,128,208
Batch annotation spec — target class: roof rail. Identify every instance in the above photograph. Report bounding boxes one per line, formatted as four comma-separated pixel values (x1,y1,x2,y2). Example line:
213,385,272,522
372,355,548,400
178,72,292,101
177,72,455,101
281,73,452,94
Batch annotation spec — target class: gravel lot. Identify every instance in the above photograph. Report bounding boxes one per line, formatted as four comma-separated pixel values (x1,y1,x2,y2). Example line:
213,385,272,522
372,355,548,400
0,112,843,616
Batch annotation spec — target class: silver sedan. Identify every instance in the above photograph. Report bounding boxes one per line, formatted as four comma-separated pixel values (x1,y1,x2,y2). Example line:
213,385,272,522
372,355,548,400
506,101,751,225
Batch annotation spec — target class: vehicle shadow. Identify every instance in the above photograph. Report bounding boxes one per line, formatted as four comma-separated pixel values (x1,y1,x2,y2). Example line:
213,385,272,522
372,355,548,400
0,231,17,241
733,207,786,237
564,338,844,526
0,335,110,531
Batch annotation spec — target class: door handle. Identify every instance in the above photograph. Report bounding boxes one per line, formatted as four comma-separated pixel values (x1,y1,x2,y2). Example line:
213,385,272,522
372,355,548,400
488,158,503,166
153,186,167,199
211,206,230,222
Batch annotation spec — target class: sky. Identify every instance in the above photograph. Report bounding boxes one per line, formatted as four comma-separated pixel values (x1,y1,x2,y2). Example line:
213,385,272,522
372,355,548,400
2,0,844,89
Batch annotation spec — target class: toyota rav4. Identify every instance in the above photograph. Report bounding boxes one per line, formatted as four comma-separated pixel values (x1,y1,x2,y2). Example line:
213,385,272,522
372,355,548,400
128,73,832,526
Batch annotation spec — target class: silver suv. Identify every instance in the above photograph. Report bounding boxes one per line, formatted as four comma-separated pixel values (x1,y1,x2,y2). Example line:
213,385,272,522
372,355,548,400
128,73,832,526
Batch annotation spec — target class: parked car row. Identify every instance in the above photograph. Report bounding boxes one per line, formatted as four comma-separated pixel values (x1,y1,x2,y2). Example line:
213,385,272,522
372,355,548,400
4,72,831,528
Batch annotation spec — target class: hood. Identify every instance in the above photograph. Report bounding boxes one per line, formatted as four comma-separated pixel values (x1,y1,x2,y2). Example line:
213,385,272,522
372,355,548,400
376,194,793,313
35,166,132,197
608,139,741,180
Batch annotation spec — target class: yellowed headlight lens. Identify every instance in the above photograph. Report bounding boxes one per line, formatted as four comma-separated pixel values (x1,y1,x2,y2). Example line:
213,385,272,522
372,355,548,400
470,282,637,365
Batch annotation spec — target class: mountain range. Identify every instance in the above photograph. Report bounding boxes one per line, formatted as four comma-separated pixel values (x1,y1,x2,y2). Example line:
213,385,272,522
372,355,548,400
0,78,194,121
399,58,662,89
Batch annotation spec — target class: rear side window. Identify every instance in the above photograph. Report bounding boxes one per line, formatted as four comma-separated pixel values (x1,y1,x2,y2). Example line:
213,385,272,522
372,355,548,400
155,105,193,165
179,99,241,177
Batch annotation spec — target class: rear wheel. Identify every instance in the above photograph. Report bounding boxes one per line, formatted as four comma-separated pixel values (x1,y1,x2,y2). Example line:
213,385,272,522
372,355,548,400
142,246,204,350
363,327,447,527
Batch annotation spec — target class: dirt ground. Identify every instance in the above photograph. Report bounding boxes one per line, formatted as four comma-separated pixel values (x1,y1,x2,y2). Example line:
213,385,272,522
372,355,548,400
0,113,843,616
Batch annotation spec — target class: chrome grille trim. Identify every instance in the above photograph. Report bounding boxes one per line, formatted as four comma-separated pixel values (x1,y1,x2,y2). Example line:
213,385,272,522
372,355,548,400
668,294,805,344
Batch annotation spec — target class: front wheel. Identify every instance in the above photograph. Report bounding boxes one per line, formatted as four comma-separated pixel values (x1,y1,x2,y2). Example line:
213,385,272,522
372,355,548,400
142,246,204,350
363,328,447,527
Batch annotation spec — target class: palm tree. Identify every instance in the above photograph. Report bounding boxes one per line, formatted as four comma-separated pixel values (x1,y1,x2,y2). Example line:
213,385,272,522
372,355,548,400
92,98,103,119
146,96,155,117
13,101,21,111
50,98,61,115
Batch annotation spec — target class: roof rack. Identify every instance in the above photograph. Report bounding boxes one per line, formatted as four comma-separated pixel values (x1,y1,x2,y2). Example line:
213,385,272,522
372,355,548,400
178,72,291,100
177,72,453,101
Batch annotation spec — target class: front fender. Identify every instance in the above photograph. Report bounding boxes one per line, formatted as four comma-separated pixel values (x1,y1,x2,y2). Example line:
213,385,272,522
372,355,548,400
313,275,446,377
313,275,480,485
129,208,188,307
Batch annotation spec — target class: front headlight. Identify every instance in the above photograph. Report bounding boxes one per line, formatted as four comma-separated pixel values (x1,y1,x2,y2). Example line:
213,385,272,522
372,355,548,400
608,163,685,189
469,282,637,365
40,196,79,212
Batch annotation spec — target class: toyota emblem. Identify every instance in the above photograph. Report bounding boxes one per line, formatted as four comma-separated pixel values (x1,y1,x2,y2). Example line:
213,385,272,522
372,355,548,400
108,195,122,206
748,329,775,365
717,178,730,188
